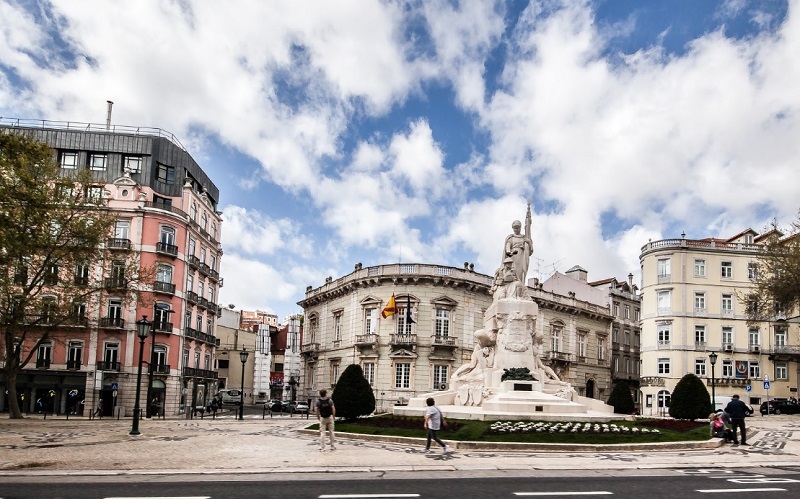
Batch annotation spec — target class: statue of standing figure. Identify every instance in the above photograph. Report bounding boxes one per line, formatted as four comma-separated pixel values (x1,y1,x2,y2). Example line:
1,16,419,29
502,201,534,285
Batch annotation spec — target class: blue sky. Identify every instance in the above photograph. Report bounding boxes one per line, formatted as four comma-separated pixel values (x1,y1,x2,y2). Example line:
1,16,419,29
1,0,798,321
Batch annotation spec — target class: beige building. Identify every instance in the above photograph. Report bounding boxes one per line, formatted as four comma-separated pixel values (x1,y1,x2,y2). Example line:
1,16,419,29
215,308,256,402
639,230,799,416
298,262,616,411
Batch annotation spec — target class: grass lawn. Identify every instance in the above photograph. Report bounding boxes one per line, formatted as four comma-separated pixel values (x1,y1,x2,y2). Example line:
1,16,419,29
310,415,709,445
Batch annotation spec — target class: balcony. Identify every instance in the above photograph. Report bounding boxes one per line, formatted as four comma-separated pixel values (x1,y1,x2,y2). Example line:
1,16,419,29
186,291,198,304
97,361,121,371
153,321,174,333
694,307,707,317
156,241,179,257
66,359,81,370
73,276,89,286
546,351,573,362
106,238,131,250
153,280,176,295
104,277,128,290
36,358,51,369
188,255,200,269
143,200,188,218
431,335,457,347
390,334,417,346
182,366,218,379
99,316,124,329
302,342,320,354
709,377,751,387
64,315,89,327
657,273,671,284
198,262,212,276
153,364,171,374
355,334,378,346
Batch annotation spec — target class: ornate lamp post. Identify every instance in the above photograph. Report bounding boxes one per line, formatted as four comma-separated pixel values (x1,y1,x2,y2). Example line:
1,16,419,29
709,351,718,411
130,316,151,436
239,348,249,421
146,308,174,418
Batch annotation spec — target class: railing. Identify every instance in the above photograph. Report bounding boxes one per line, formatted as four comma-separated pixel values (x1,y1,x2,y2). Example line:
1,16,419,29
73,276,89,286
64,315,89,327
546,351,573,362
66,359,81,370
188,255,200,268
36,358,50,369
186,291,198,304
106,238,131,250
355,334,378,346
642,237,763,254
657,274,671,284
104,278,128,289
198,262,212,276
153,281,176,295
391,334,417,345
184,327,216,345
301,343,320,353
153,364,171,374
143,200,188,219
153,321,173,333
99,316,124,329
156,241,179,256
182,367,218,379
97,361,121,371
431,335,457,347
709,377,751,387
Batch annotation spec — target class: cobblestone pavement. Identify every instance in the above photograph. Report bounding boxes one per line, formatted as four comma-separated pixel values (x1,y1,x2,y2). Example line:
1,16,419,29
1,414,799,476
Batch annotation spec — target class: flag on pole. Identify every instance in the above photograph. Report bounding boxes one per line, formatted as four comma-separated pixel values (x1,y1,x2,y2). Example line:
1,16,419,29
405,294,415,324
382,293,397,318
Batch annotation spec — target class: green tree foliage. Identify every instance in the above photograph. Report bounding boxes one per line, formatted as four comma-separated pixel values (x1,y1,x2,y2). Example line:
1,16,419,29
668,373,710,420
0,131,147,419
331,364,375,420
747,214,800,322
607,381,635,414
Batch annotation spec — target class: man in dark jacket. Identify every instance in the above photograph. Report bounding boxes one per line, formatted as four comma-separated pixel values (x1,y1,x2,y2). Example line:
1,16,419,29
724,394,749,445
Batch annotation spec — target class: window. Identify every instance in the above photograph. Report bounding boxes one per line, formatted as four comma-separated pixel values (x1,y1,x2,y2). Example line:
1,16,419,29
60,151,78,169
115,220,129,240
657,358,671,375
395,363,411,388
613,303,619,316
624,305,630,319
160,226,176,246
204,353,211,370
183,349,189,368
749,361,760,379
89,153,107,171
748,328,760,346
364,307,376,334
694,259,706,277
211,222,217,240
634,308,640,321
624,331,631,347
695,358,706,376
108,299,122,320
657,258,671,278
70,301,87,319
86,186,103,203
196,312,203,332
551,325,562,352
333,312,342,342
722,326,733,346
435,308,450,338
190,203,197,222
208,287,215,305
578,334,586,357
597,336,606,360
198,281,204,300
775,326,787,347
362,362,375,386
201,213,208,231
721,294,733,314
209,254,216,272
188,238,196,257
155,303,172,329
721,261,733,278
217,359,229,369
37,342,52,367
200,247,206,264
123,156,142,173
776,363,788,380
613,356,619,373
694,292,706,311
104,343,119,364
748,262,758,280
41,296,57,323
44,264,59,285
194,350,201,368
657,324,670,344
695,325,706,346
157,163,175,184
154,346,167,367
206,317,212,335
111,260,125,282
397,306,413,335
722,359,733,377
67,341,83,367
156,264,173,284
74,262,89,285
657,290,671,310
184,309,192,330
187,274,194,293
612,327,619,343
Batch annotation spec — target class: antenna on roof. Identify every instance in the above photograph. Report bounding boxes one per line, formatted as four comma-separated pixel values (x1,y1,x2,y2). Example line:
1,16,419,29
105,101,113,130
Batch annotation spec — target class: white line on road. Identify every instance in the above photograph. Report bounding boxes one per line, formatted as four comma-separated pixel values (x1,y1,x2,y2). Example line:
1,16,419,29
319,495,420,498
514,493,613,496
696,488,786,493
106,497,212,499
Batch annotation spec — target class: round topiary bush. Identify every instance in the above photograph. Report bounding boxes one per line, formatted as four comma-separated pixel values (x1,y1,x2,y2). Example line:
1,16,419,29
668,373,710,420
607,381,635,414
331,364,376,420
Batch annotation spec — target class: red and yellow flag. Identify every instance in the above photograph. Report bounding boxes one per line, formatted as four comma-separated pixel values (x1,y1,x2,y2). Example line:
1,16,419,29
381,293,397,318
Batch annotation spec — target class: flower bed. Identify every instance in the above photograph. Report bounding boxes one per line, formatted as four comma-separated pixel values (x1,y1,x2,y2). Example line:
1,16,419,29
488,421,659,435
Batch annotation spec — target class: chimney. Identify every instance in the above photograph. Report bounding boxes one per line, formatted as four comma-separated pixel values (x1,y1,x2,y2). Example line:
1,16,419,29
565,265,588,283
628,273,634,286
106,100,114,130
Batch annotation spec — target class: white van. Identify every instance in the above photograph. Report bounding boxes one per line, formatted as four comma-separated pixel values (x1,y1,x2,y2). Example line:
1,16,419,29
714,395,754,416
217,389,242,405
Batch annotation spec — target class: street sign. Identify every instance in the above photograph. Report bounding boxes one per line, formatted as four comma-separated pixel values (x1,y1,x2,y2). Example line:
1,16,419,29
745,384,752,392
110,382,118,390
764,381,771,390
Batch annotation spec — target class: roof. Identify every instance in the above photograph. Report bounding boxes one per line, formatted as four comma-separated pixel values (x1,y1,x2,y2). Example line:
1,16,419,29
726,228,758,242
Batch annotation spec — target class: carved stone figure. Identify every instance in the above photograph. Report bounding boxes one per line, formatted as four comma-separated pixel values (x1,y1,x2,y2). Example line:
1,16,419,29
502,201,533,284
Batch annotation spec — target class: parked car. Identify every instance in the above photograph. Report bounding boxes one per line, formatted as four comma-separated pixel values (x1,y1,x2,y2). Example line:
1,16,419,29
266,400,289,412
290,402,310,414
217,389,242,405
760,400,800,415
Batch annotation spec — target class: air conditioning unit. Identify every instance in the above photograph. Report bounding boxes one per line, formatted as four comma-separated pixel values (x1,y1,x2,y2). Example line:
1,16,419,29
439,383,447,390
752,346,760,354
723,344,733,352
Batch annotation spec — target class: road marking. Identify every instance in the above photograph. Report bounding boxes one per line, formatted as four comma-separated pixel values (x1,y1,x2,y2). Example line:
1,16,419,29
514,493,613,496
106,497,211,499
696,488,786,493
319,495,420,498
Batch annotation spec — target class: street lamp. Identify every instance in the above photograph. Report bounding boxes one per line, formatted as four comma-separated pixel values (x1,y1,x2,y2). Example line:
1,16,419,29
130,316,151,436
146,307,174,418
709,351,718,411
239,348,249,421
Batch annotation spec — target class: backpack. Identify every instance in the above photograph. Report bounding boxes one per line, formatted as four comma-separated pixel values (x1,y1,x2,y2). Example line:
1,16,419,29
318,398,333,418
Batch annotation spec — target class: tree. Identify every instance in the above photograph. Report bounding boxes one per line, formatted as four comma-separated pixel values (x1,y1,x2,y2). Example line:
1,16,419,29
668,373,710,420
746,213,800,322
331,364,375,420
607,381,635,414
0,132,147,419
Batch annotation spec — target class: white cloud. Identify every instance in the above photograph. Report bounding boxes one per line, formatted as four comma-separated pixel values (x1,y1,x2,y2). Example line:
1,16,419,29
221,206,302,256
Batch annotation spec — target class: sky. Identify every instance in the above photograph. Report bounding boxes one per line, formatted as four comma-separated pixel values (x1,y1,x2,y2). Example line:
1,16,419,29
1,0,799,322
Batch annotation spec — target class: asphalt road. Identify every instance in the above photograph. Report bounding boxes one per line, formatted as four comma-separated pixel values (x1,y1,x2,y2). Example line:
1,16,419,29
2,468,800,499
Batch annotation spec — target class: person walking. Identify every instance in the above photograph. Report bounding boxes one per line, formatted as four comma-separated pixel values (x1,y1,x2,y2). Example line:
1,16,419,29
423,397,449,454
724,394,749,446
92,399,103,419
315,389,336,451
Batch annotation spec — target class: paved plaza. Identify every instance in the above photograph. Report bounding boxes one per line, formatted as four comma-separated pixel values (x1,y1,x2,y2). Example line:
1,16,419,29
1,413,799,477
